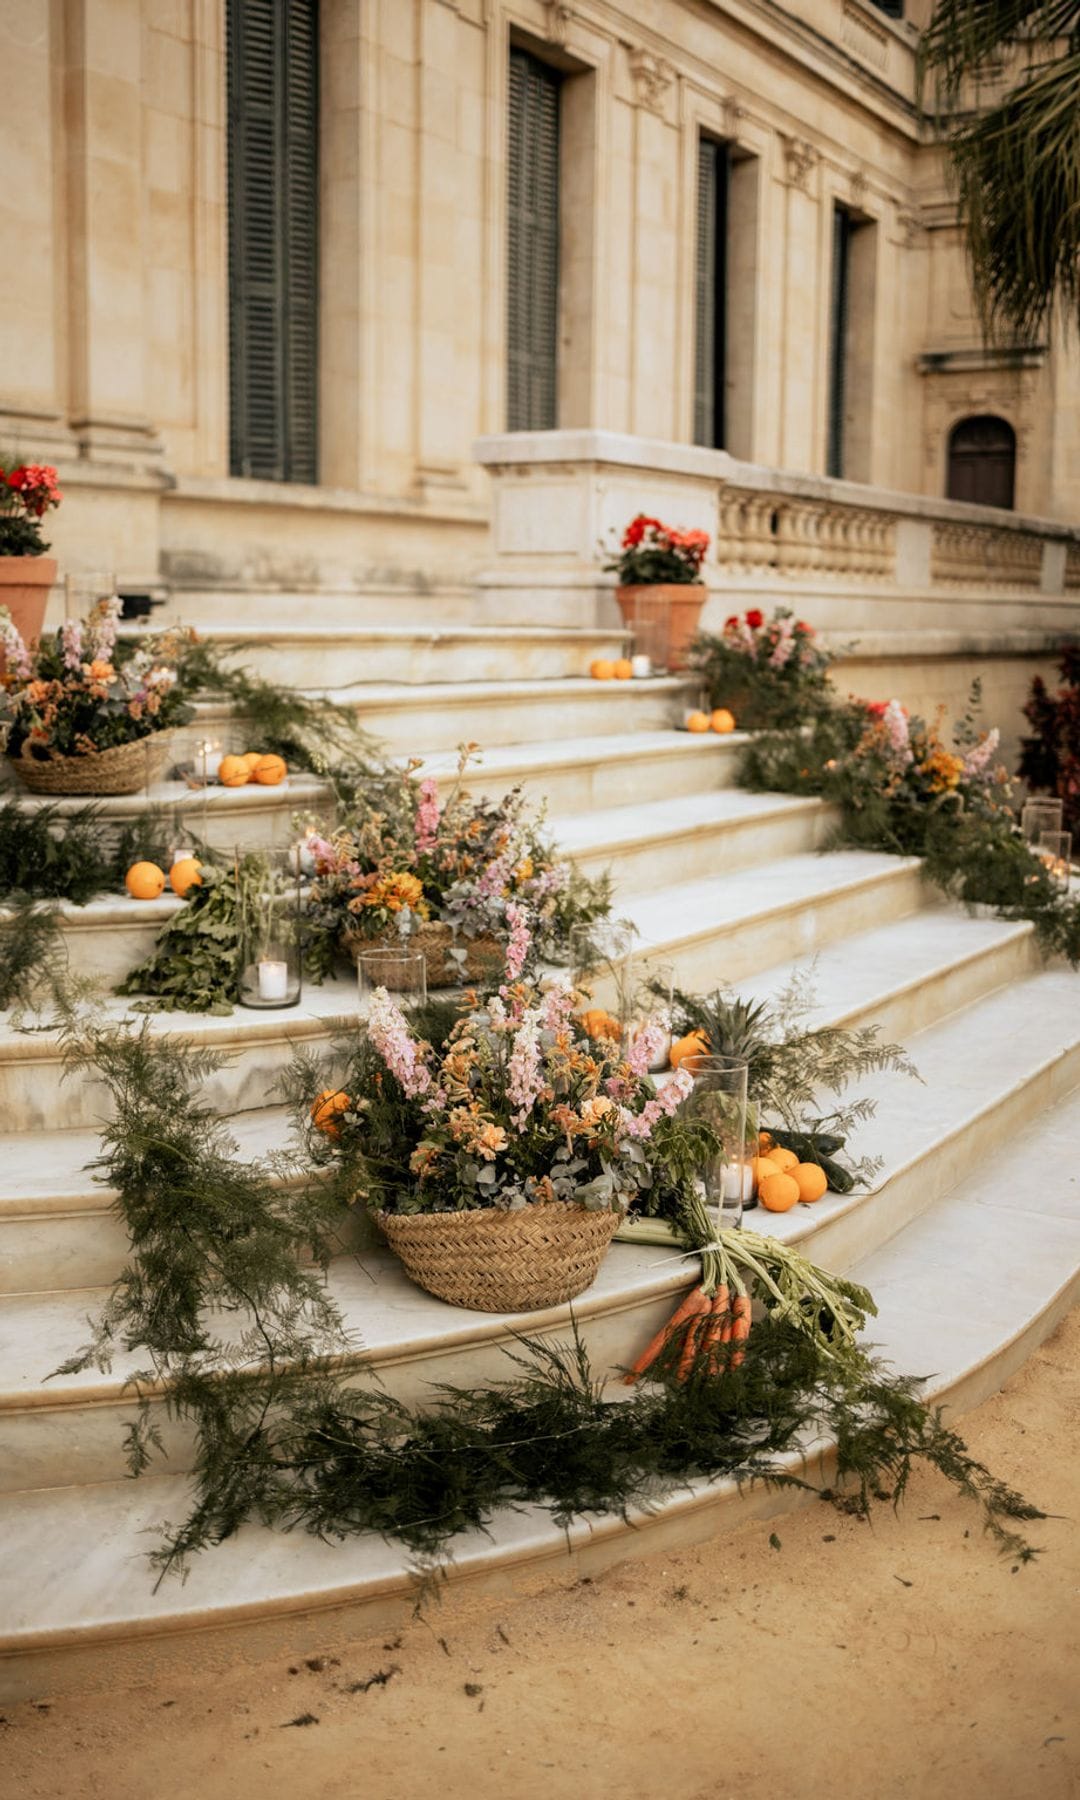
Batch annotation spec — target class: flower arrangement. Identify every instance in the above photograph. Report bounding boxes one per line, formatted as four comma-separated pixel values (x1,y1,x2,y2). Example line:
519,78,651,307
0,457,62,558
690,606,834,730
0,598,194,764
1018,642,1080,835
312,978,698,1220
303,749,610,976
606,515,710,587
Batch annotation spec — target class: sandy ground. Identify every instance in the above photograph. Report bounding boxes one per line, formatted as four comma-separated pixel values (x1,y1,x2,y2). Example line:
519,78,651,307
3,1310,1079,1800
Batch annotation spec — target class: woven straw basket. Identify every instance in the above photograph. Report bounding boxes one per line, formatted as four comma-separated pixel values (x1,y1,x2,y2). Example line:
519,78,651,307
377,1202,621,1313
11,730,174,796
343,921,504,990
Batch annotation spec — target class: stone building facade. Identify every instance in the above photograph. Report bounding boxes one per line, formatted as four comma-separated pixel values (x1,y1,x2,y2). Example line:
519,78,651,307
1,0,1077,603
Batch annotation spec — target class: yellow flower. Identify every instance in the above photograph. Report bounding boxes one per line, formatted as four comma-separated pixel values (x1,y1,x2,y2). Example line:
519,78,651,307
514,857,534,883
360,871,430,917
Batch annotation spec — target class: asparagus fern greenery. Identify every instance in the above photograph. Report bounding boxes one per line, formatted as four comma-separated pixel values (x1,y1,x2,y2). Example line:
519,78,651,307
52,1016,1045,1582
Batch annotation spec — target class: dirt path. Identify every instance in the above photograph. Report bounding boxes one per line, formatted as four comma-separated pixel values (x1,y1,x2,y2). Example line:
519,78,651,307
4,1311,1079,1800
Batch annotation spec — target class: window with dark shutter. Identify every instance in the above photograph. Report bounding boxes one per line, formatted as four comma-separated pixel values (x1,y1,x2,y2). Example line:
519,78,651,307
694,137,729,448
227,0,319,484
827,204,852,479
507,49,561,432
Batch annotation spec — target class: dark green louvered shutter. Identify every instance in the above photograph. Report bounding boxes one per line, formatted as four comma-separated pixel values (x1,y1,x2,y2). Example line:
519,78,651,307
507,50,560,432
693,138,729,448
827,204,851,479
227,0,319,483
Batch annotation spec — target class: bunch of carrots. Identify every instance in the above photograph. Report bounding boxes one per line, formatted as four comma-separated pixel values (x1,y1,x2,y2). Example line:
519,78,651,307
624,1192,875,1385
626,1282,752,1383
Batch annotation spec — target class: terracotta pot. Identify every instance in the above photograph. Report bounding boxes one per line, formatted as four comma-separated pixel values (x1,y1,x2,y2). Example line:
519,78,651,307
0,557,57,669
614,583,706,672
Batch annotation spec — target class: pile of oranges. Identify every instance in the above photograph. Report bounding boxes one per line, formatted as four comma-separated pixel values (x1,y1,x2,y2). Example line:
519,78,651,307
589,658,635,681
686,709,735,734
751,1134,828,1211
217,752,288,787
125,856,203,901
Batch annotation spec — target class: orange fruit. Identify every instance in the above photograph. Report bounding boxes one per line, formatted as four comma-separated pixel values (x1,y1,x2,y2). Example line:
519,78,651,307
750,1154,781,1188
253,753,287,785
759,1171,801,1213
310,1088,352,1139
613,659,634,680
711,708,736,734
579,1008,622,1043
792,1162,828,1203
769,1147,799,1173
218,754,251,786
758,1130,775,1154
169,856,203,899
669,1029,710,1070
590,659,616,681
124,861,166,901
686,711,711,733
240,752,262,775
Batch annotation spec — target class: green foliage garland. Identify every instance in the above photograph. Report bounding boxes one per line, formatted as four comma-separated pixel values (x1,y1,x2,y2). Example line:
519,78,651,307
58,1019,1045,1582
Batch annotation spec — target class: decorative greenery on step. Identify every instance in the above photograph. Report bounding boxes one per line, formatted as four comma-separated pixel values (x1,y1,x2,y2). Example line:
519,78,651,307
740,687,1080,964
174,638,389,799
117,853,297,1015
0,798,171,903
58,1018,1045,1583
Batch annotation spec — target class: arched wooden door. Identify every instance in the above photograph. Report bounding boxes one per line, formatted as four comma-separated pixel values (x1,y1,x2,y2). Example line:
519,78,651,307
946,415,1016,510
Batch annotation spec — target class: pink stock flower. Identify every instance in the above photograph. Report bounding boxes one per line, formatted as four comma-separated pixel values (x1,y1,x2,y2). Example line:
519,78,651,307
0,611,31,678
882,699,913,765
540,980,575,1032
503,901,531,984
87,594,122,663
620,1065,693,1140
366,987,432,1099
507,1009,544,1127
414,776,440,851
60,619,84,673
769,617,795,669
626,1015,668,1077
962,728,1000,781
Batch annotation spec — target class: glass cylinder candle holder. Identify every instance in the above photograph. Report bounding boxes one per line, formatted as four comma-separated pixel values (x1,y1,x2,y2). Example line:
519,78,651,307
1020,797,1064,844
1037,829,1073,892
236,852,303,1010
681,1054,749,1229
569,918,636,1044
357,945,428,1011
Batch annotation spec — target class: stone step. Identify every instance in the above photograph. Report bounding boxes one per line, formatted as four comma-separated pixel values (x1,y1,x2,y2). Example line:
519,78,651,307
312,675,697,754
5,965,1076,1491
123,622,634,687
0,851,926,1133
0,909,1034,1300
155,587,482,629
550,790,834,893
2,1074,1077,1700
6,773,330,853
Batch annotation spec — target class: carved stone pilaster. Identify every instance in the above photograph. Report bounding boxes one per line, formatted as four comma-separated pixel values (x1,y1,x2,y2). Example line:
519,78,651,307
543,0,572,45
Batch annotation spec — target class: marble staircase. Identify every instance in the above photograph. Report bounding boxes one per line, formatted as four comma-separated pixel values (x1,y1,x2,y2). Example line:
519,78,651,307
1,611,1079,1700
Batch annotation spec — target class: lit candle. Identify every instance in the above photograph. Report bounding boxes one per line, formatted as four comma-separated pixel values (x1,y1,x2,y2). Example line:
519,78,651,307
631,654,652,678
288,830,317,877
257,958,289,1002
724,1165,754,1202
199,740,223,782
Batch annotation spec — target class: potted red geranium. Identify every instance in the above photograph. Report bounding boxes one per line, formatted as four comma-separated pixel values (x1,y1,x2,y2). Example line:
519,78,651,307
605,514,710,671
0,456,62,656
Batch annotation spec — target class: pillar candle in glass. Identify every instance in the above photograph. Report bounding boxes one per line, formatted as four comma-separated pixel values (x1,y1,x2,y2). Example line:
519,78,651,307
357,945,428,1012
236,850,303,1010
1037,829,1073,892
1020,797,1064,844
681,1054,750,1229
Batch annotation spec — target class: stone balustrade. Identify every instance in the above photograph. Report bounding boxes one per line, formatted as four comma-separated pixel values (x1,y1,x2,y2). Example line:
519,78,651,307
472,431,1080,640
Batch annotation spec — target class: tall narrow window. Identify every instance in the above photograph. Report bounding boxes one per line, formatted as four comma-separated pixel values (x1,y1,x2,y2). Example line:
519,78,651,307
827,204,852,479
227,0,319,483
694,138,729,448
507,49,560,432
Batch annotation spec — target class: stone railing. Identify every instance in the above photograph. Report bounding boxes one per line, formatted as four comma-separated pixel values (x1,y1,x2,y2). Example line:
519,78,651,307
472,430,1080,635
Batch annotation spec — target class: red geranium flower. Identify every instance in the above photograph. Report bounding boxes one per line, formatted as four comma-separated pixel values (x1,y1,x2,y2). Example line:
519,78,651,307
745,609,764,630
724,615,739,630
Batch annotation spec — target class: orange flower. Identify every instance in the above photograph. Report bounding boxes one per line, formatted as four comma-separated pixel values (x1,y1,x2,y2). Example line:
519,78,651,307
87,660,114,683
25,680,51,705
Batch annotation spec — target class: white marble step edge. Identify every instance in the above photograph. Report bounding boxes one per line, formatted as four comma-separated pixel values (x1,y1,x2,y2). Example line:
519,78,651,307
1,1091,1077,1703
4,965,1077,1489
